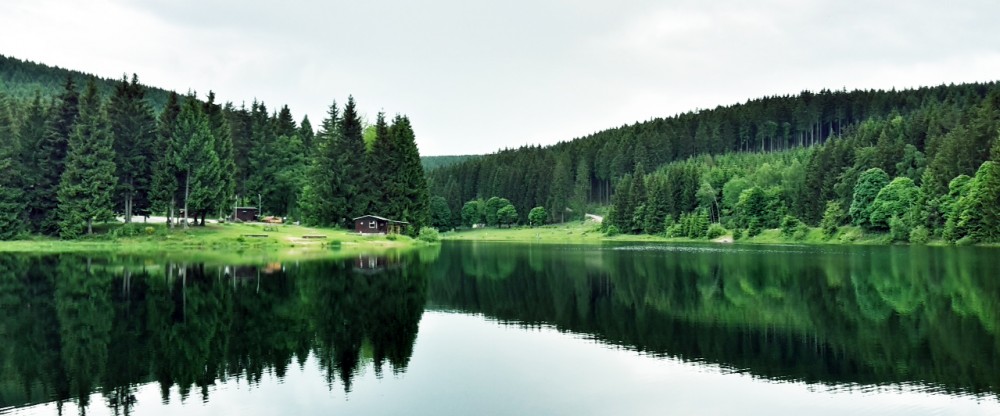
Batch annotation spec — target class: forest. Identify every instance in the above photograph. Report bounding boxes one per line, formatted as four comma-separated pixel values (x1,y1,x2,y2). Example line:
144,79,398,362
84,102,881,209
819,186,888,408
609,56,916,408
427,82,1000,243
0,55,429,239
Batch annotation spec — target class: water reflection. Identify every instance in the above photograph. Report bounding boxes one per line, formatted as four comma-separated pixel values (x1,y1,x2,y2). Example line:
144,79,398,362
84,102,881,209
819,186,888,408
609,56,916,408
427,242,1000,397
0,251,430,414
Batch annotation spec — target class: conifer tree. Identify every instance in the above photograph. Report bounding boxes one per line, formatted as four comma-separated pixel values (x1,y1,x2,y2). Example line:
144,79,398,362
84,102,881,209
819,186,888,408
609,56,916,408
548,153,572,223
389,115,429,232
178,96,220,227
0,97,25,239
37,76,80,235
337,96,368,225
299,115,315,157
16,93,48,233
956,161,1000,242
570,158,591,218
149,92,181,226
109,74,157,223
366,112,395,214
204,92,236,220
57,79,117,237
299,101,341,226
849,168,890,229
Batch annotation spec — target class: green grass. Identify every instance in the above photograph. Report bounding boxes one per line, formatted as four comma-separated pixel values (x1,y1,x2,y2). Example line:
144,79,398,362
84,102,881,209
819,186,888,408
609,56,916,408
442,222,952,246
0,222,428,264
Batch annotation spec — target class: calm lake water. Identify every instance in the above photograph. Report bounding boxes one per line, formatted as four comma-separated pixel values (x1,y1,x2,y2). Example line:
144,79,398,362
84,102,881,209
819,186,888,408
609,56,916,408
1,241,999,415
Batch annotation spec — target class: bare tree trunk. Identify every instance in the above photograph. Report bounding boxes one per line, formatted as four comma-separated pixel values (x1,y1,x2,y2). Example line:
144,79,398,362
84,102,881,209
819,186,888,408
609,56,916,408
183,172,190,230
169,198,175,229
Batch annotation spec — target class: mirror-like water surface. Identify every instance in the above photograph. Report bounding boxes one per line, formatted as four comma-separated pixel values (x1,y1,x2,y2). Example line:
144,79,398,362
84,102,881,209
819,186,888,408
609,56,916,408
2,242,998,415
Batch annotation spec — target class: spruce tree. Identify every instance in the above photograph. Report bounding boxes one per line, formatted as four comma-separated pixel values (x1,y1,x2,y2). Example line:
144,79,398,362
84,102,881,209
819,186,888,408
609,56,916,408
366,112,396,215
37,76,80,235
299,101,342,226
956,161,1000,242
57,79,117,238
338,96,369,225
204,92,236,220
0,97,25,239
548,153,572,223
16,93,48,233
389,115,429,232
149,92,181,226
570,157,591,219
109,74,157,223
174,96,219,227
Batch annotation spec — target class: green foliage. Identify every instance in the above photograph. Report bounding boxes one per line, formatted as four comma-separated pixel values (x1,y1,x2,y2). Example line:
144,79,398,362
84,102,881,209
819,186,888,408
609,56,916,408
528,206,548,227
780,215,802,237
497,205,518,228
820,201,845,238
109,74,157,223
849,168,890,230
955,161,1000,242
429,196,451,228
461,199,485,227
732,227,744,240
418,226,440,243
909,226,930,245
604,225,620,236
706,223,726,240
57,79,117,238
869,177,919,231
889,215,911,242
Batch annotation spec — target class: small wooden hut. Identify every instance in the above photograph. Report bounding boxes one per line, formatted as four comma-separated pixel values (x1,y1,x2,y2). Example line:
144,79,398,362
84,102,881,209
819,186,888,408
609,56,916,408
353,215,408,235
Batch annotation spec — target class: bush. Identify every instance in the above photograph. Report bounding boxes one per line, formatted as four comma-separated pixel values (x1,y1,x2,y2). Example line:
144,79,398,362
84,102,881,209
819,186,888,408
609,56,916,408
955,235,975,246
418,227,440,243
889,216,911,242
144,226,156,235
386,233,398,241
792,224,809,241
111,223,142,238
605,225,620,237
780,215,801,237
838,228,861,243
732,228,744,240
747,219,762,238
909,226,930,245
706,223,726,239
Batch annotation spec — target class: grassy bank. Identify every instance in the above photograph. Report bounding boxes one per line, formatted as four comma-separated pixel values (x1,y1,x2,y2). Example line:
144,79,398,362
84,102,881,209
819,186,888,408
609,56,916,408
441,221,949,246
0,222,427,263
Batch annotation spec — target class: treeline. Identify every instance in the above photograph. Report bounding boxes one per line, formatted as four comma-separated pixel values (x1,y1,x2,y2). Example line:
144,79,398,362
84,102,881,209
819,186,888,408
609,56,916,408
0,70,429,239
605,90,1000,243
0,54,172,111
428,81,1000,228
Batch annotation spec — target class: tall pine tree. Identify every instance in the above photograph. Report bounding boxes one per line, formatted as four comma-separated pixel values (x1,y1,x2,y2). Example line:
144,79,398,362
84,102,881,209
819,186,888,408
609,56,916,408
109,74,157,223
389,115,429,232
37,76,80,235
149,92,181,225
57,78,117,237
299,100,342,226
175,95,219,227
0,95,25,239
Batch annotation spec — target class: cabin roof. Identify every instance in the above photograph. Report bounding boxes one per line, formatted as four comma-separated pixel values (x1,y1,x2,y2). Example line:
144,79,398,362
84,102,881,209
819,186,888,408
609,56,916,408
352,215,409,224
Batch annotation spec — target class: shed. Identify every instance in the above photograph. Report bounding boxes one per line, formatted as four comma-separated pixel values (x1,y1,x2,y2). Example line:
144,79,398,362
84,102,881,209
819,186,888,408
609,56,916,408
353,215,408,235
233,207,259,222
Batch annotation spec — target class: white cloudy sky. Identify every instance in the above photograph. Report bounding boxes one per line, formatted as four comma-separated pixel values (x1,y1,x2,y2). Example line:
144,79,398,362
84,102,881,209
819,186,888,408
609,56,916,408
2,0,999,155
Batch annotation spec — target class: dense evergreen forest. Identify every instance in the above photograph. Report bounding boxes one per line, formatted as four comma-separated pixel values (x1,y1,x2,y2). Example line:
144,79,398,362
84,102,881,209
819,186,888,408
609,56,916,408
0,55,429,239
428,82,1000,243
420,155,480,172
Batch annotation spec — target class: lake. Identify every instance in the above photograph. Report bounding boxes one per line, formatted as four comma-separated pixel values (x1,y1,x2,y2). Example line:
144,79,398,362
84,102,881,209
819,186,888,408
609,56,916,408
1,242,998,415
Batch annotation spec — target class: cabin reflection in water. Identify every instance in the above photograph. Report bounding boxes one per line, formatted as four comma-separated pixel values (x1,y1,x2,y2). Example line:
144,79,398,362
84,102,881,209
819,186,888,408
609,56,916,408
353,254,401,274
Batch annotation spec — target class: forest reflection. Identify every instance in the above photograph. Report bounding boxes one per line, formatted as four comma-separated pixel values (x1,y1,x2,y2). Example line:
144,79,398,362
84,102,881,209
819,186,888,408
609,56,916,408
0,250,430,414
427,242,1000,397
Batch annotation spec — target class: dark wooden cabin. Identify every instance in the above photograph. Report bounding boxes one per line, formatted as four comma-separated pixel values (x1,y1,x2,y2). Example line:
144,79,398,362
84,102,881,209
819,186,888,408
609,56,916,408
233,207,259,222
354,215,408,235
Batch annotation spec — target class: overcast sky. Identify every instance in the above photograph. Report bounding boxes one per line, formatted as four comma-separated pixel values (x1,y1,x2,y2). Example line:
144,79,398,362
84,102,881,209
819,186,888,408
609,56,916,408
2,0,999,156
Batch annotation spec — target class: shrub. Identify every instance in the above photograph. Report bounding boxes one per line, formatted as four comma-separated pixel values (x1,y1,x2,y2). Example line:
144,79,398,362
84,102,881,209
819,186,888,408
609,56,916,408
418,227,440,243
792,224,809,241
909,226,930,245
732,228,744,241
144,226,156,235
780,215,801,237
706,223,726,239
111,223,142,238
386,233,398,241
605,225,620,237
889,216,911,242
955,235,975,246
838,228,861,243
747,219,762,238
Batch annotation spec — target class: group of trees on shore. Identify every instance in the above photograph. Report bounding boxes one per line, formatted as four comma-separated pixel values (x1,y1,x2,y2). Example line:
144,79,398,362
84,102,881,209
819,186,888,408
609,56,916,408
428,81,1000,241
603,91,1000,243
0,57,429,239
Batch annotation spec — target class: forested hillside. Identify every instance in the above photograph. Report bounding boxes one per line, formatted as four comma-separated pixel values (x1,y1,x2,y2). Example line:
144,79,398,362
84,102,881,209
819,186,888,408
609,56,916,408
421,155,480,172
0,56,429,239
428,82,1000,243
